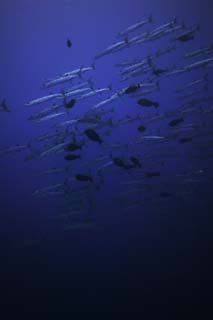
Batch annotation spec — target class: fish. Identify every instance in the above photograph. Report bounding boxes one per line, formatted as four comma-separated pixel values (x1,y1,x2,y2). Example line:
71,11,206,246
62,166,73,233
179,137,193,143
84,129,103,144
66,38,72,48
42,74,80,88
117,15,152,38
169,118,184,127
112,157,125,168
32,182,67,196
91,92,120,110
75,174,93,182
0,98,10,112
0,143,31,155
145,171,160,178
172,24,199,42
124,80,157,94
64,154,81,161
38,141,68,158
176,75,208,92
130,156,142,168
184,57,213,72
137,125,146,132
61,64,95,78
28,104,63,121
114,59,142,67
25,93,62,106
97,161,113,172
184,44,213,59
152,65,175,76
95,38,129,59
137,98,159,108
63,98,76,109
77,86,112,100
120,57,152,75
142,23,183,43
36,167,68,176
64,142,83,152
36,112,66,122
58,87,91,99
155,45,176,58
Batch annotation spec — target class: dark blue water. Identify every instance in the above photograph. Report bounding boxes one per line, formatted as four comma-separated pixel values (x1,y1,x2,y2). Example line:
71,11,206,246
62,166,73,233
0,0,213,314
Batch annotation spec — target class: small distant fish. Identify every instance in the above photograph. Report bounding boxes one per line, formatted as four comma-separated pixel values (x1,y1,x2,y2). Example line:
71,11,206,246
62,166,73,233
137,125,146,132
179,137,193,143
64,98,76,109
124,85,140,94
75,174,93,182
169,118,184,127
112,157,125,168
66,38,72,48
137,98,159,108
64,142,83,152
0,98,10,112
130,156,142,168
64,154,81,161
84,129,103,144
145,171,160,178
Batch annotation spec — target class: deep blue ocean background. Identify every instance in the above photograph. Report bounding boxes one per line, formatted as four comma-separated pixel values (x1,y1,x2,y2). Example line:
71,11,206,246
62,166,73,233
0,0,213,314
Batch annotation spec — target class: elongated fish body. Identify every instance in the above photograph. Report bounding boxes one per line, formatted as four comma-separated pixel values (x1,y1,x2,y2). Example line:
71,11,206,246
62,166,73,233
77,87,111,100
36,112,66,122
36,168,66,176
144,24,183,42
176,76,208,92
97,161,113,172
121,65,151,81
58,87,91,99
36,130,66,142
54,119,80,128
185,58,213,71
114,59,142,67
120,58,151,75
61,65,94,78
95,40,128,59
150,18,177,35
184,45,213,58
117,15,152,38
39,142,68,158
25,93,62,106
43,74,79,88
29,104,62,120
0,144,30,155
33,183,64,196
91,93,119,110
155,45,176,57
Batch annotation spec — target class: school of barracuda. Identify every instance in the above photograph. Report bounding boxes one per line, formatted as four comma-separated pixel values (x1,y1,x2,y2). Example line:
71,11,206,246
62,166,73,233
1,16,213,229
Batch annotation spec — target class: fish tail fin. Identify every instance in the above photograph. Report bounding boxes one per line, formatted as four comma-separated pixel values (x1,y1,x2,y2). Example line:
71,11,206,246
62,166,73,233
77,69,82,79
88,78,94,90
173,16,177,25
148,14,153,24
108,83,112,91
91,63,95,70
124,35,129,46
154,102,159,108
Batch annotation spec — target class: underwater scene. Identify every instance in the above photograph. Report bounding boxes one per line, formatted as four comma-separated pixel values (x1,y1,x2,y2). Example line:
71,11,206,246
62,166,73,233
0,0,213,314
